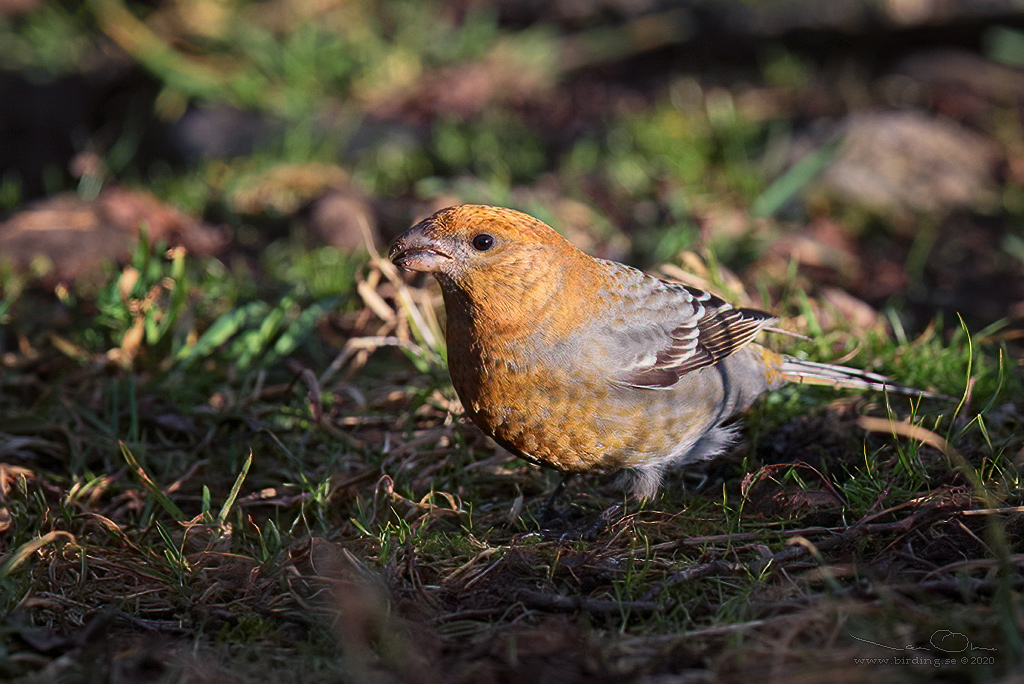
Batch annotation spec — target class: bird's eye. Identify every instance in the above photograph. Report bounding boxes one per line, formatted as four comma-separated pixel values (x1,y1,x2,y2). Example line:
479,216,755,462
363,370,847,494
471,233,495,251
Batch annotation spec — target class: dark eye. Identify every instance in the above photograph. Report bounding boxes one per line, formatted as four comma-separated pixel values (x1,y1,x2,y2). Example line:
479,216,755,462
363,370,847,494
471,233,494,251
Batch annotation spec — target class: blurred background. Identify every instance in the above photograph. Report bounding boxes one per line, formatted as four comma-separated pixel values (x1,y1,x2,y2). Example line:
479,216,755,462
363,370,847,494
4,3,1024,681
2,0,1023,340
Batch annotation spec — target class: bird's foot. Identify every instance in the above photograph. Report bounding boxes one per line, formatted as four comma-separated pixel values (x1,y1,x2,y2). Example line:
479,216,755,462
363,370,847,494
533,502,624,542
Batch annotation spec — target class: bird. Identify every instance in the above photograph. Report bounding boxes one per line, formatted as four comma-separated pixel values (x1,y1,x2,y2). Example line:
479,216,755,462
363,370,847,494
389,204,938,500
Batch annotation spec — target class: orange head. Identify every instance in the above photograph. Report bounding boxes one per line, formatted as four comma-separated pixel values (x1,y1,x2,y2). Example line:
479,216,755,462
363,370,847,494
389,205,601,335
390,205,583,280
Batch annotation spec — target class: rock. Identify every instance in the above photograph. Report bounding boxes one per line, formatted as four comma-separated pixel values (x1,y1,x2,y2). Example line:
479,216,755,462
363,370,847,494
812,111,1001,219
0,187,227,285
307,190,380,253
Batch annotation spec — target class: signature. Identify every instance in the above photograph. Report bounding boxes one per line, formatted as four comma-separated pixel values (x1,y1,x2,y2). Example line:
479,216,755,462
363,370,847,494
851,630,997,653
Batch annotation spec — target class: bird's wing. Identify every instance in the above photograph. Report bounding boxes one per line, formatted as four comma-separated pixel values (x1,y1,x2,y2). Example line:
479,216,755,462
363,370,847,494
599,266,776,389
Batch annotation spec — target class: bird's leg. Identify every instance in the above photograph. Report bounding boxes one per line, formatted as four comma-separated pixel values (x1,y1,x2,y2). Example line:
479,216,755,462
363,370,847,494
564,502,624,542
539,472,575,523
531,501,624,542
531,473,627,541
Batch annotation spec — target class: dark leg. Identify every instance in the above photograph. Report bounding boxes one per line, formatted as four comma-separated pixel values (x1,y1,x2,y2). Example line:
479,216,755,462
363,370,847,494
529,473,627,541
540,472,575,518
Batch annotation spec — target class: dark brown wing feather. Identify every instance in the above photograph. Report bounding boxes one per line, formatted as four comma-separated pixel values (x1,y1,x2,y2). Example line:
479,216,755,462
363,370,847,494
618,287,775,389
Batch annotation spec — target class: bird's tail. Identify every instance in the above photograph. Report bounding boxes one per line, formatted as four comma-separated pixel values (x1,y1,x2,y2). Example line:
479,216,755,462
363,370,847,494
779,357,948,400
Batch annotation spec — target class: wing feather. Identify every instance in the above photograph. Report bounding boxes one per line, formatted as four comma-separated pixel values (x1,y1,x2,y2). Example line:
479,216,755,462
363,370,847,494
613,285,775,389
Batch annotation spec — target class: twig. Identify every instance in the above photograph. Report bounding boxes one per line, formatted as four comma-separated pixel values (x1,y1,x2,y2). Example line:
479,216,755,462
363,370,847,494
515,588,662,614
432,606,512,623
651,518,925,552
642,511,934,602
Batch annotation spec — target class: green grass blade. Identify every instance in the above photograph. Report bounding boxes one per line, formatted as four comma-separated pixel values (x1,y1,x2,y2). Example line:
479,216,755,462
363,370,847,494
218,450,253,527
751,136,842,218
0,531,77,578
175,300,269,364
120,441,185,521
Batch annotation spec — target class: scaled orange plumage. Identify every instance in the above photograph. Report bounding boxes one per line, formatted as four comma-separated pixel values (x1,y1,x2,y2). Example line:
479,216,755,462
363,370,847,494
390,205,929,499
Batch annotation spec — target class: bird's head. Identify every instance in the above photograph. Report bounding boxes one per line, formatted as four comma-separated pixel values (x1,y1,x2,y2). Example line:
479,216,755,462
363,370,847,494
389,205,603,339
389,204,593,299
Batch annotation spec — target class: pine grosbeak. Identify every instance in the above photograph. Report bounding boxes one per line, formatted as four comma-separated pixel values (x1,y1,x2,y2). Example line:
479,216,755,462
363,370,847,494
390,205,932,499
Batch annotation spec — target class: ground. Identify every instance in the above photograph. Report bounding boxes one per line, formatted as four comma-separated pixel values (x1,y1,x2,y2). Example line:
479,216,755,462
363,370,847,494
1,1,1023,682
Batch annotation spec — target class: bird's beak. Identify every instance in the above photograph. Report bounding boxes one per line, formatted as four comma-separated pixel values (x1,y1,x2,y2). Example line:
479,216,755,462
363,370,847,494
389,221,452,273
